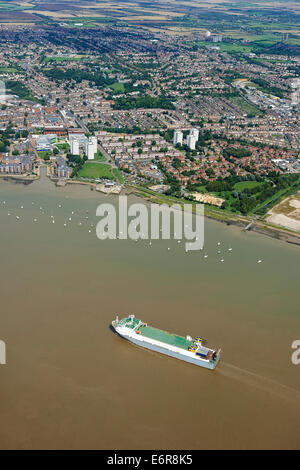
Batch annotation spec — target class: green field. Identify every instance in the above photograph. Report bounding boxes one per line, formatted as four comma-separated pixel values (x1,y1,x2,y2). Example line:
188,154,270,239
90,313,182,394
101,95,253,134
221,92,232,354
234,181,262,191
0,67,19,73
229,96,264,116
110,82,125,93
0,2,31,10
112,168,124,184
56,142,69,151
44,56,84,63
78,162,114,180
94,151,106,162
6,80,40,102
37,151,52,160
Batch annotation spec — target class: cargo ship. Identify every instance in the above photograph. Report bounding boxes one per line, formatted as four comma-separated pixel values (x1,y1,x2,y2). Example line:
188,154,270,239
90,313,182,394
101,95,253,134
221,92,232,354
111,315,221,370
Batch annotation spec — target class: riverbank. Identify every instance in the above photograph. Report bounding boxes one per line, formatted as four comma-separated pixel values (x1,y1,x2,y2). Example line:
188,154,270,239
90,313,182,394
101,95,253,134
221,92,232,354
2,170,300,246
0,174,39,185
127,184,300,247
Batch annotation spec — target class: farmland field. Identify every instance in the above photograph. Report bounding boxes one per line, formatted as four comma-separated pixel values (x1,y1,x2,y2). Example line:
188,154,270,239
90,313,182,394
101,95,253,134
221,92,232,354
0,0,299,42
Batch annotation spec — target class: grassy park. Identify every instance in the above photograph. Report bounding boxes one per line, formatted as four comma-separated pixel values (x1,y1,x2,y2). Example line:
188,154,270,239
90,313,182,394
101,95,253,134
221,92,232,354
78,162,115,180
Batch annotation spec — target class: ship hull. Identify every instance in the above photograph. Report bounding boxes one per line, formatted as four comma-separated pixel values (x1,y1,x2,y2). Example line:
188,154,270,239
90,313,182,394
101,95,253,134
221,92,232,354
112,323,219,370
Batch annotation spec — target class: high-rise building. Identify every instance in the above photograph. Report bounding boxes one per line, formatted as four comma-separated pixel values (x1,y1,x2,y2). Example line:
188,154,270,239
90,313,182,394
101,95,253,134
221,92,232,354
90,136,98,155
187,135,197,150
190,128,199,141
70,138,80,156
84,137,98,160
86,141,95,160
173,130,183,146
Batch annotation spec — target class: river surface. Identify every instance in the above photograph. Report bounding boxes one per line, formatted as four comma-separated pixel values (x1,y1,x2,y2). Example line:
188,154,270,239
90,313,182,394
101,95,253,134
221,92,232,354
0,174,299,449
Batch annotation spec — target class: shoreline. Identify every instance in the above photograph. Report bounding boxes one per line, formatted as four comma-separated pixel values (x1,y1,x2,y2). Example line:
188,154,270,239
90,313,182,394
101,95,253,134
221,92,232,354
0,174,39,185
1,172,300,246
127,184,300,247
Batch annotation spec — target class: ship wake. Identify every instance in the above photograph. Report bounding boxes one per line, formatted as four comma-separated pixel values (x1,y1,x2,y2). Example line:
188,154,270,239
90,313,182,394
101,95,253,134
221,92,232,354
218,362,300,406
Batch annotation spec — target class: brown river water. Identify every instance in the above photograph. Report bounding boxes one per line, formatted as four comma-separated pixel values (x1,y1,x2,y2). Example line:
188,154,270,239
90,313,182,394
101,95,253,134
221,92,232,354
0,173,299,449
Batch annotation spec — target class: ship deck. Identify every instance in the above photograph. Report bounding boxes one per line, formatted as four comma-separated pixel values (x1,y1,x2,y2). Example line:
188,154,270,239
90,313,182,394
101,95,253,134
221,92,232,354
116,316,217,362
139,325,192,351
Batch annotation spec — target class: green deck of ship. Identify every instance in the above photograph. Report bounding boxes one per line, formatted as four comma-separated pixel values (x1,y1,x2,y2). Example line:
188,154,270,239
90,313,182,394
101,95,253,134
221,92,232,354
118,317,194,351
139,325,192,350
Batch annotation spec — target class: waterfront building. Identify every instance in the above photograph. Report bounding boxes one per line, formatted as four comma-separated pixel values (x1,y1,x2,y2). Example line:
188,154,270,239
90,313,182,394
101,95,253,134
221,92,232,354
0,155,33,174
54,157,71,178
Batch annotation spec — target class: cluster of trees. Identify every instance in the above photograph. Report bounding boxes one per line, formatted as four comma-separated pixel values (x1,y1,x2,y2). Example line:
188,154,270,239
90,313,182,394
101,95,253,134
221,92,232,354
6,80,39,103
222,70,246,85
164,179,182,198
66,153,86,178
186,172,300,215
113,95,175,110
205,180,234,192
251,77,285,99
43,68,114,88
231,173,300,215
155,160,182,198
0,125,15,152
15,130,29,139
196,131,214,149
231,182,275,214
172,157,182,169
223,146,252,159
